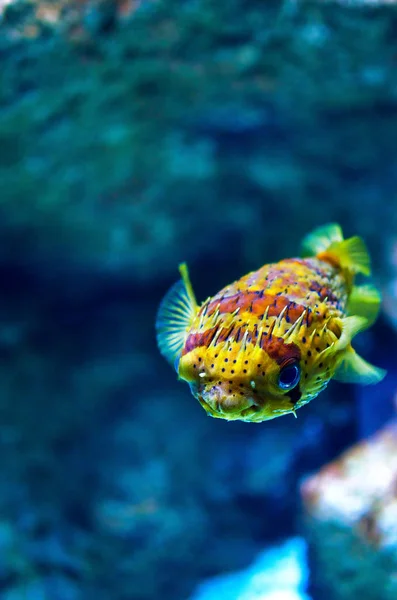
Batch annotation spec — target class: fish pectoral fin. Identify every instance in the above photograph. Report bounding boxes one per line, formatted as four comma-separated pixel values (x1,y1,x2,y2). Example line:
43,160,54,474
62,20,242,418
347,283,381,326
301,223,343,256
156,262,198,367
334,315,368,351
334,346,386,385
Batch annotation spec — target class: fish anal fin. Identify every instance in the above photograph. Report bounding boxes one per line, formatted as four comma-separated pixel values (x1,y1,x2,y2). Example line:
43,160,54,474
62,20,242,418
156,265,198,367
347,283,381,326
334,346,386,385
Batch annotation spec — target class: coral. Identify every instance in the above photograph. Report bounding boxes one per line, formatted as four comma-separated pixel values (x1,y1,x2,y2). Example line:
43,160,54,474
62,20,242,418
189,537,310,600
301,420,397,600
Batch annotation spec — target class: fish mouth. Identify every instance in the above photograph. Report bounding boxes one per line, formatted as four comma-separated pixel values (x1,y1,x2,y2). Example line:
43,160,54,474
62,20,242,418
197,384,261,421
196,383,297,422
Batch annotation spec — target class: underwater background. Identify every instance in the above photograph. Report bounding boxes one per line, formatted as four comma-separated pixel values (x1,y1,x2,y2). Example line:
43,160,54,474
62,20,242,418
1,0,397,598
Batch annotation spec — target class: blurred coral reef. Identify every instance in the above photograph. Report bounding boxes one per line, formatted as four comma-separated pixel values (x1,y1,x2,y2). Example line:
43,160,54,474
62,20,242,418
0,0,396,598
301,421,397,600
1,0,397,282
190,537,310,600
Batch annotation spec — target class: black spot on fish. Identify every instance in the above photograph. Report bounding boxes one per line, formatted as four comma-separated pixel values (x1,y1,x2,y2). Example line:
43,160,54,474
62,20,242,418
302,337,306,343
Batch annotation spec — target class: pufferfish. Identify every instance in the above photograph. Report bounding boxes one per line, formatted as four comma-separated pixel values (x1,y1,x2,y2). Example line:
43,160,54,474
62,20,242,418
156,224,386,422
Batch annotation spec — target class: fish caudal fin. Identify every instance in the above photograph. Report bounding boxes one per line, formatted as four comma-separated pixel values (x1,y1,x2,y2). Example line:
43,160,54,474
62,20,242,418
156,263,198,368
334,346,386,385
302,223,371,276
347,283,381,327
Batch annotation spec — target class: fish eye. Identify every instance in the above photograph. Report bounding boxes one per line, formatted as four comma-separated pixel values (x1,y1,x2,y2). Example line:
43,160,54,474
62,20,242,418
278,362,301,390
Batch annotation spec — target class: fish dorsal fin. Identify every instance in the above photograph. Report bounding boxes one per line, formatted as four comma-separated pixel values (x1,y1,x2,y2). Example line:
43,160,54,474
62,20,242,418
302,223,371,276
347,283,381,327
323,236,371,276
302,223,343,256
156,263,198,367
334,346,386,385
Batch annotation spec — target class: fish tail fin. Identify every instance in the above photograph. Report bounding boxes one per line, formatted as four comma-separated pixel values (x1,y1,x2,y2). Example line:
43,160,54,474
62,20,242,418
347,283,381,327
156,263,198,368
302,223,371,276
334,345,387,385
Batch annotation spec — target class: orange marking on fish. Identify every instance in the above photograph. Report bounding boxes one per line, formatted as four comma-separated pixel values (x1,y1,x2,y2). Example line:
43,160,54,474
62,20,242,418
207,292,308,322
262,336,301,366
183,326,218,354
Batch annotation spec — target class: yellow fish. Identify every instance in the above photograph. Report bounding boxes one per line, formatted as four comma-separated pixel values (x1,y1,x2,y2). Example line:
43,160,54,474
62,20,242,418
156,224,386,422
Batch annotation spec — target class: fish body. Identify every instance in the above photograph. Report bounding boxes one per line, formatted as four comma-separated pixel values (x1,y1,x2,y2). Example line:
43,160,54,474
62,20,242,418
156,224,386,422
